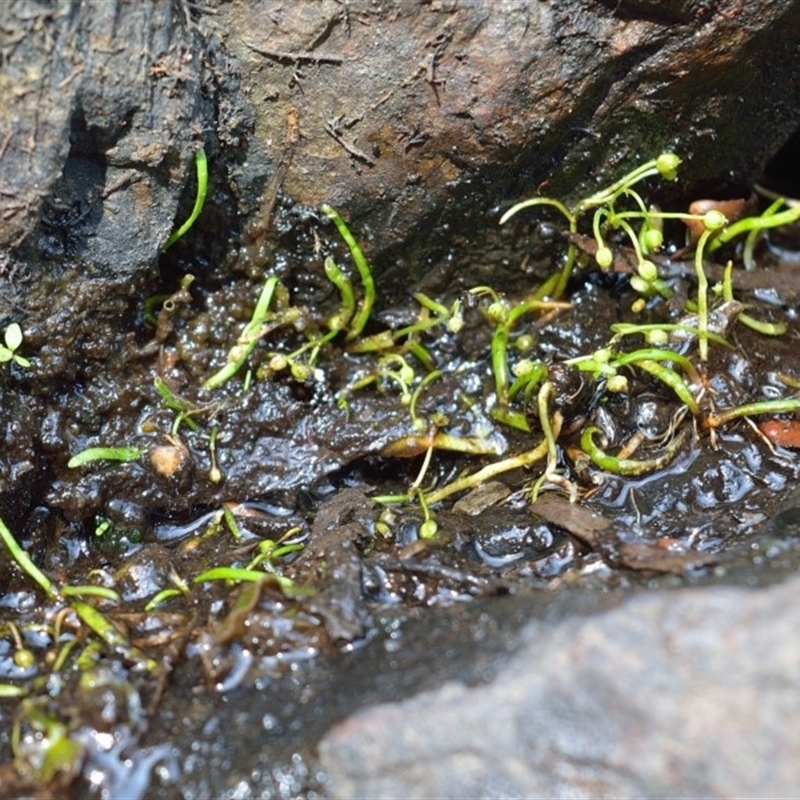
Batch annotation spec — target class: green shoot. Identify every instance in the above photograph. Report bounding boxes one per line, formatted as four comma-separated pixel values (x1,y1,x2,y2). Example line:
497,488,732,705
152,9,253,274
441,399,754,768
70,600,157,670
0,323,30,368
581,426,689,476
720,261,787,336
61,585,120,602
203,275,280,390
710,198,800,251
322,204,376,340
67,446,144,468
707,397,800,428
154,376,199,433
324,256,357,332
193,566,308,597
164,147,208,250
424,432,554,506
0,513,58,598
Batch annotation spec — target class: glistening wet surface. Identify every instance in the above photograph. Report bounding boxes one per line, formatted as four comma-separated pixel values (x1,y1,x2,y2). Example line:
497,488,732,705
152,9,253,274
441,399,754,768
1,195,800,797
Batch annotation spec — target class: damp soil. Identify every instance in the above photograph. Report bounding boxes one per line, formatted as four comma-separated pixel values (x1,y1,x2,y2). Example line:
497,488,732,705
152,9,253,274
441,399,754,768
2,201,800,797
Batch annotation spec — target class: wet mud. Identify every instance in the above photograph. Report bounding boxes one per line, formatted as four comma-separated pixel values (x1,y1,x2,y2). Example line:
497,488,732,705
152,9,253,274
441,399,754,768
1,186,800,795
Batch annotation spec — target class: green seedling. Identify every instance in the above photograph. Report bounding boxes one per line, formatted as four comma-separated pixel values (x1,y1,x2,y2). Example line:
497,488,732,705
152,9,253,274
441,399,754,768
194,566,277,583
67,446,144,468
0,323,30,368
164,147,208,250
246,535,305,572
0,513,58,598
203,275,279,390
508,359,548,405
719,261,786,336
568,347,701,414
144,571,190,611
423,425,557,506
12,699,84,784
501,153,681,300
474,287,570,432
193,566,307,598
322,204,376,340
346,293,459,361
581,425,689,476
530,382,575,501
154,376,200,433
692,210,727,361
60,585,120,602
609,322,731,349
70,600,156,671
417,487,438,538
709,195,800,253
324,256,357,332
706,397,800,428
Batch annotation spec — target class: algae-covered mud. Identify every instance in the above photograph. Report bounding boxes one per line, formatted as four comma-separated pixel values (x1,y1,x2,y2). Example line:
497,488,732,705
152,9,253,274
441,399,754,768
2,143,800,796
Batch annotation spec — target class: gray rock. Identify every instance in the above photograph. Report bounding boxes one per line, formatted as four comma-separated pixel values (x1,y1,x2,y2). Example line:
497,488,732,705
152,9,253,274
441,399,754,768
319,575,800,799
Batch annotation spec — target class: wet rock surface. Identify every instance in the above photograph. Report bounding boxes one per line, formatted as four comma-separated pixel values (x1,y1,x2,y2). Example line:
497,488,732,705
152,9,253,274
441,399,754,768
318,572,800,800
2,1,800,797
218,0,800,266
3,0,800,300
0,0,226,278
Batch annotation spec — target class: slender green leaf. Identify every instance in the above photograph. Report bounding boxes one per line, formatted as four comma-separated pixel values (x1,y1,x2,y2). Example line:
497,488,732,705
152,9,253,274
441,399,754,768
67,447,144,468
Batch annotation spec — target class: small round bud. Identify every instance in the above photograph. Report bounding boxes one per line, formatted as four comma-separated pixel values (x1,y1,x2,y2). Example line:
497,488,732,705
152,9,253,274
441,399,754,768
399,364,415,385
446,312,464,334
631,298,646,314
420,518,439,539
512,358,536,377
637,260,658,282
269,354,288,372
646,329,669,346
326,313,347,332
656,152,681,180
486,301,508,325
13,648,35,670
606,374,629,393
703,209,727,231
290,362,312,382
593,348,611,364
643,228,663,252
629,275,651,295
595,246,614,269
514,334,535,353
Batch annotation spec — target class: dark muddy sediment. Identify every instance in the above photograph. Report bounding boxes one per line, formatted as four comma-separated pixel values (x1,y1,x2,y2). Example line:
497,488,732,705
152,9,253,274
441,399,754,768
2,1,800,797
2,210,800,796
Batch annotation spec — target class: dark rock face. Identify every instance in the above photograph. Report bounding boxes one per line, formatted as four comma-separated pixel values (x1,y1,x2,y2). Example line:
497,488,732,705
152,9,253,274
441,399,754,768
0,1,220,277
318,574,800,799
2,0,799,291
218,0,800,258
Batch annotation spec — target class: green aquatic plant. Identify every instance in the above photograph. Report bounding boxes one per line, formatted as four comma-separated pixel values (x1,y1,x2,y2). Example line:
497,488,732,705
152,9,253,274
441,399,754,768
66,446,144,468
203,275,280,390
0,323,30,368
163,147,208,250
500,153,682,300
580,425,690,476
322,204,376,340
0,513,58,599
12,698,85,784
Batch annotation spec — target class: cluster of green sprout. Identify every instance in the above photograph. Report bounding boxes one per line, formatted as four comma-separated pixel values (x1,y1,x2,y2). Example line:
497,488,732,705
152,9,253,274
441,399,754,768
5,147,800,770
